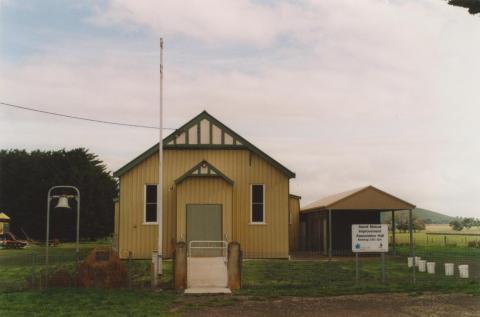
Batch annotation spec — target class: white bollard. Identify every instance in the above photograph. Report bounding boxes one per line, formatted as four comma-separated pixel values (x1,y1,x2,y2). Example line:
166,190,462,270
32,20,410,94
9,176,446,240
418,260,427,272
408,257,413,268
458,265,469,278
445,263,454,276
427,262,435,274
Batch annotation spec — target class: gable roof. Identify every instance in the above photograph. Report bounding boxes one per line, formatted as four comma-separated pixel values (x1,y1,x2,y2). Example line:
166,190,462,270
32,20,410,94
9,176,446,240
301,185,416,212
175,160,234,185
113,111,295,178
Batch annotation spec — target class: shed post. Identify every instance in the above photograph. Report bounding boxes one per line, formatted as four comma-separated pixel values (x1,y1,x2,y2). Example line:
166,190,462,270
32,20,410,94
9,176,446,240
408,208,416,284
328,209,332,261
391,210,396,256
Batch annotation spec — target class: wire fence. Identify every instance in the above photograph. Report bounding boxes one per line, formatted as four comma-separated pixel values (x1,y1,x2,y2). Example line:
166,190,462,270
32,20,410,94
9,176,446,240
1,243,478,295
389,231,480,247
0,249,173,292
238,244,480,296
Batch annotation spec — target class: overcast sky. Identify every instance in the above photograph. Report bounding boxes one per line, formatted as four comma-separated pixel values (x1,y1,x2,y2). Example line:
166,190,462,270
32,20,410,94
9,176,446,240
1,0,479,217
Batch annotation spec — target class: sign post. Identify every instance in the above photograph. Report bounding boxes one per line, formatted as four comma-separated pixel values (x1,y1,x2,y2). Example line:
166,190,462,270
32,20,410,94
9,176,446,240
355,252,359,283
352,224,388,284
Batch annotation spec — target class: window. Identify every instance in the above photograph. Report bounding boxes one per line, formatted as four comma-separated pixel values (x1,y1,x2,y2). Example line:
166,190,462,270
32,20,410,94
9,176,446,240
289,210,292,225
251,184,265,223
144,184,158,223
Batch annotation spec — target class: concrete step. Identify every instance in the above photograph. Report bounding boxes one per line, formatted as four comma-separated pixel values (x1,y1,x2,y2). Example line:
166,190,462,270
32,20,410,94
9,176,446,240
184,287,232,294
188,257,228,288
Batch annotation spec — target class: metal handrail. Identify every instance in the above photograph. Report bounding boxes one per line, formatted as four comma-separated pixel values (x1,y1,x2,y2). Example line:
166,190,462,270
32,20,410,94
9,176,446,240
188,240,227,258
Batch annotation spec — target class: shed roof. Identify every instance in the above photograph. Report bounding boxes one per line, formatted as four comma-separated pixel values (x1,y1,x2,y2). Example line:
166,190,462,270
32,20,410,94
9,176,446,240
301,185,415,213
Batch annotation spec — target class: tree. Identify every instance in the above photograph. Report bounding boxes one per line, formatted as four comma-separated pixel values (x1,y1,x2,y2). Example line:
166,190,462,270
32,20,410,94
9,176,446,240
0,148,117,241
414,218,426,231
448,0,480,15
395,214,424,232
462,217,475,229
449,219,464,231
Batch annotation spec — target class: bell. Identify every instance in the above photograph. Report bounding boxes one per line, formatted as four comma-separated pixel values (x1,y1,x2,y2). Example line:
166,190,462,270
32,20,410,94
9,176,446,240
55,196,71,209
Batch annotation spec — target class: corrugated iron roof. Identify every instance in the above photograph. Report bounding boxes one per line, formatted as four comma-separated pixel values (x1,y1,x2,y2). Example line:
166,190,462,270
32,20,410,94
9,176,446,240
301,185,415,212
302,186,369,211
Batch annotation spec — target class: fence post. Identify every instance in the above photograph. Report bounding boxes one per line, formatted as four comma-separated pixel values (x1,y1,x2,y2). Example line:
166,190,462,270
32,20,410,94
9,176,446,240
31,252,36,289
408,209,416,285
381,252,385,284
355,252,359,284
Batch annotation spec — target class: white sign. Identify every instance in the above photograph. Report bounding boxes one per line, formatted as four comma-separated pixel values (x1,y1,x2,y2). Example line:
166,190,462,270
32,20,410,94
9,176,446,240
352,224,388,253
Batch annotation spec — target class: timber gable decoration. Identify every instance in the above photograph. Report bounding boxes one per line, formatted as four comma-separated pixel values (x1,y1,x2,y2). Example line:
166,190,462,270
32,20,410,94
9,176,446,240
164,112,243,147
113,111,295,178
175,160,234,185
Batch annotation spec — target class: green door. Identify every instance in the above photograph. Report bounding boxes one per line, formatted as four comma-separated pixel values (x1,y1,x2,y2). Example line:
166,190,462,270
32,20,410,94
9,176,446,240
186,204,222,244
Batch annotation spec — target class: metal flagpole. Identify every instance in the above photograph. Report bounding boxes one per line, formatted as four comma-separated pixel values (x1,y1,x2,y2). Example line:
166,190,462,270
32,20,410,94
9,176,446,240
157,38,164,281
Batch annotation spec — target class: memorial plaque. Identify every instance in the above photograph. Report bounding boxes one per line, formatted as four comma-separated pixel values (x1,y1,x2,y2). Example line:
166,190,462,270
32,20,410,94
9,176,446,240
95,250,110,261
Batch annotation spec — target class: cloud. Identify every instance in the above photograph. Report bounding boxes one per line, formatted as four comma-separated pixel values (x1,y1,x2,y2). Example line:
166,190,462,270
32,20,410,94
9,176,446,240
1,0,480,217
87,0,312,46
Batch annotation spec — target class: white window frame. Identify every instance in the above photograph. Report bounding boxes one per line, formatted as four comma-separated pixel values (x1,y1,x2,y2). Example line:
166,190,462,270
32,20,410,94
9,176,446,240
250,184,266,224
144,184,158,225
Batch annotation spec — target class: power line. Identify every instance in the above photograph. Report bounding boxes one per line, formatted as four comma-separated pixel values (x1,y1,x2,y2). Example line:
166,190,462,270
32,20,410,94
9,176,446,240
0,101,176,130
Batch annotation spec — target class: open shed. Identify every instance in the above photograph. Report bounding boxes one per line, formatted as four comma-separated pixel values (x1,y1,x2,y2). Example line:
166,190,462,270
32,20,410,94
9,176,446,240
299,186,416,258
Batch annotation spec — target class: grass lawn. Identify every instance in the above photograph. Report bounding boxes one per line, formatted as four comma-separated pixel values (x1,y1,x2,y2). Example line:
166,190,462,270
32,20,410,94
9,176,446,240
0,288,177,317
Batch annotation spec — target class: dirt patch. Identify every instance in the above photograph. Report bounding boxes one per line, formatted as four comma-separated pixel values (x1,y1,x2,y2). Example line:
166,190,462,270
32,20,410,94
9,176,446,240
178,293,480,317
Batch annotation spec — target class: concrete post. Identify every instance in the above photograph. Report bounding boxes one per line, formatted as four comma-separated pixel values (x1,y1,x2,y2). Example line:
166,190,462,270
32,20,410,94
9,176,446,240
227,241,242,289
174,241,187,290
151,251,158,287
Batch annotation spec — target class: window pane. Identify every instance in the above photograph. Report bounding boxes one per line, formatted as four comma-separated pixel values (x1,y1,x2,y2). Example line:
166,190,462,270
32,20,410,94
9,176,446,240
252,185,263,203
146,204,157,222
146,185,157,203
252,204,264,223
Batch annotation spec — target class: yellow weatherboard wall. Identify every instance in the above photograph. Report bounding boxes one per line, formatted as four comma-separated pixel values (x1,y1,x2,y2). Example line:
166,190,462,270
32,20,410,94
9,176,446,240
117,149,290,259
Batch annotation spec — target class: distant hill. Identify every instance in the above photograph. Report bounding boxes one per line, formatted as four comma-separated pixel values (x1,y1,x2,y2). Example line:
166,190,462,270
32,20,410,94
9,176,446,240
381,208,454,224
